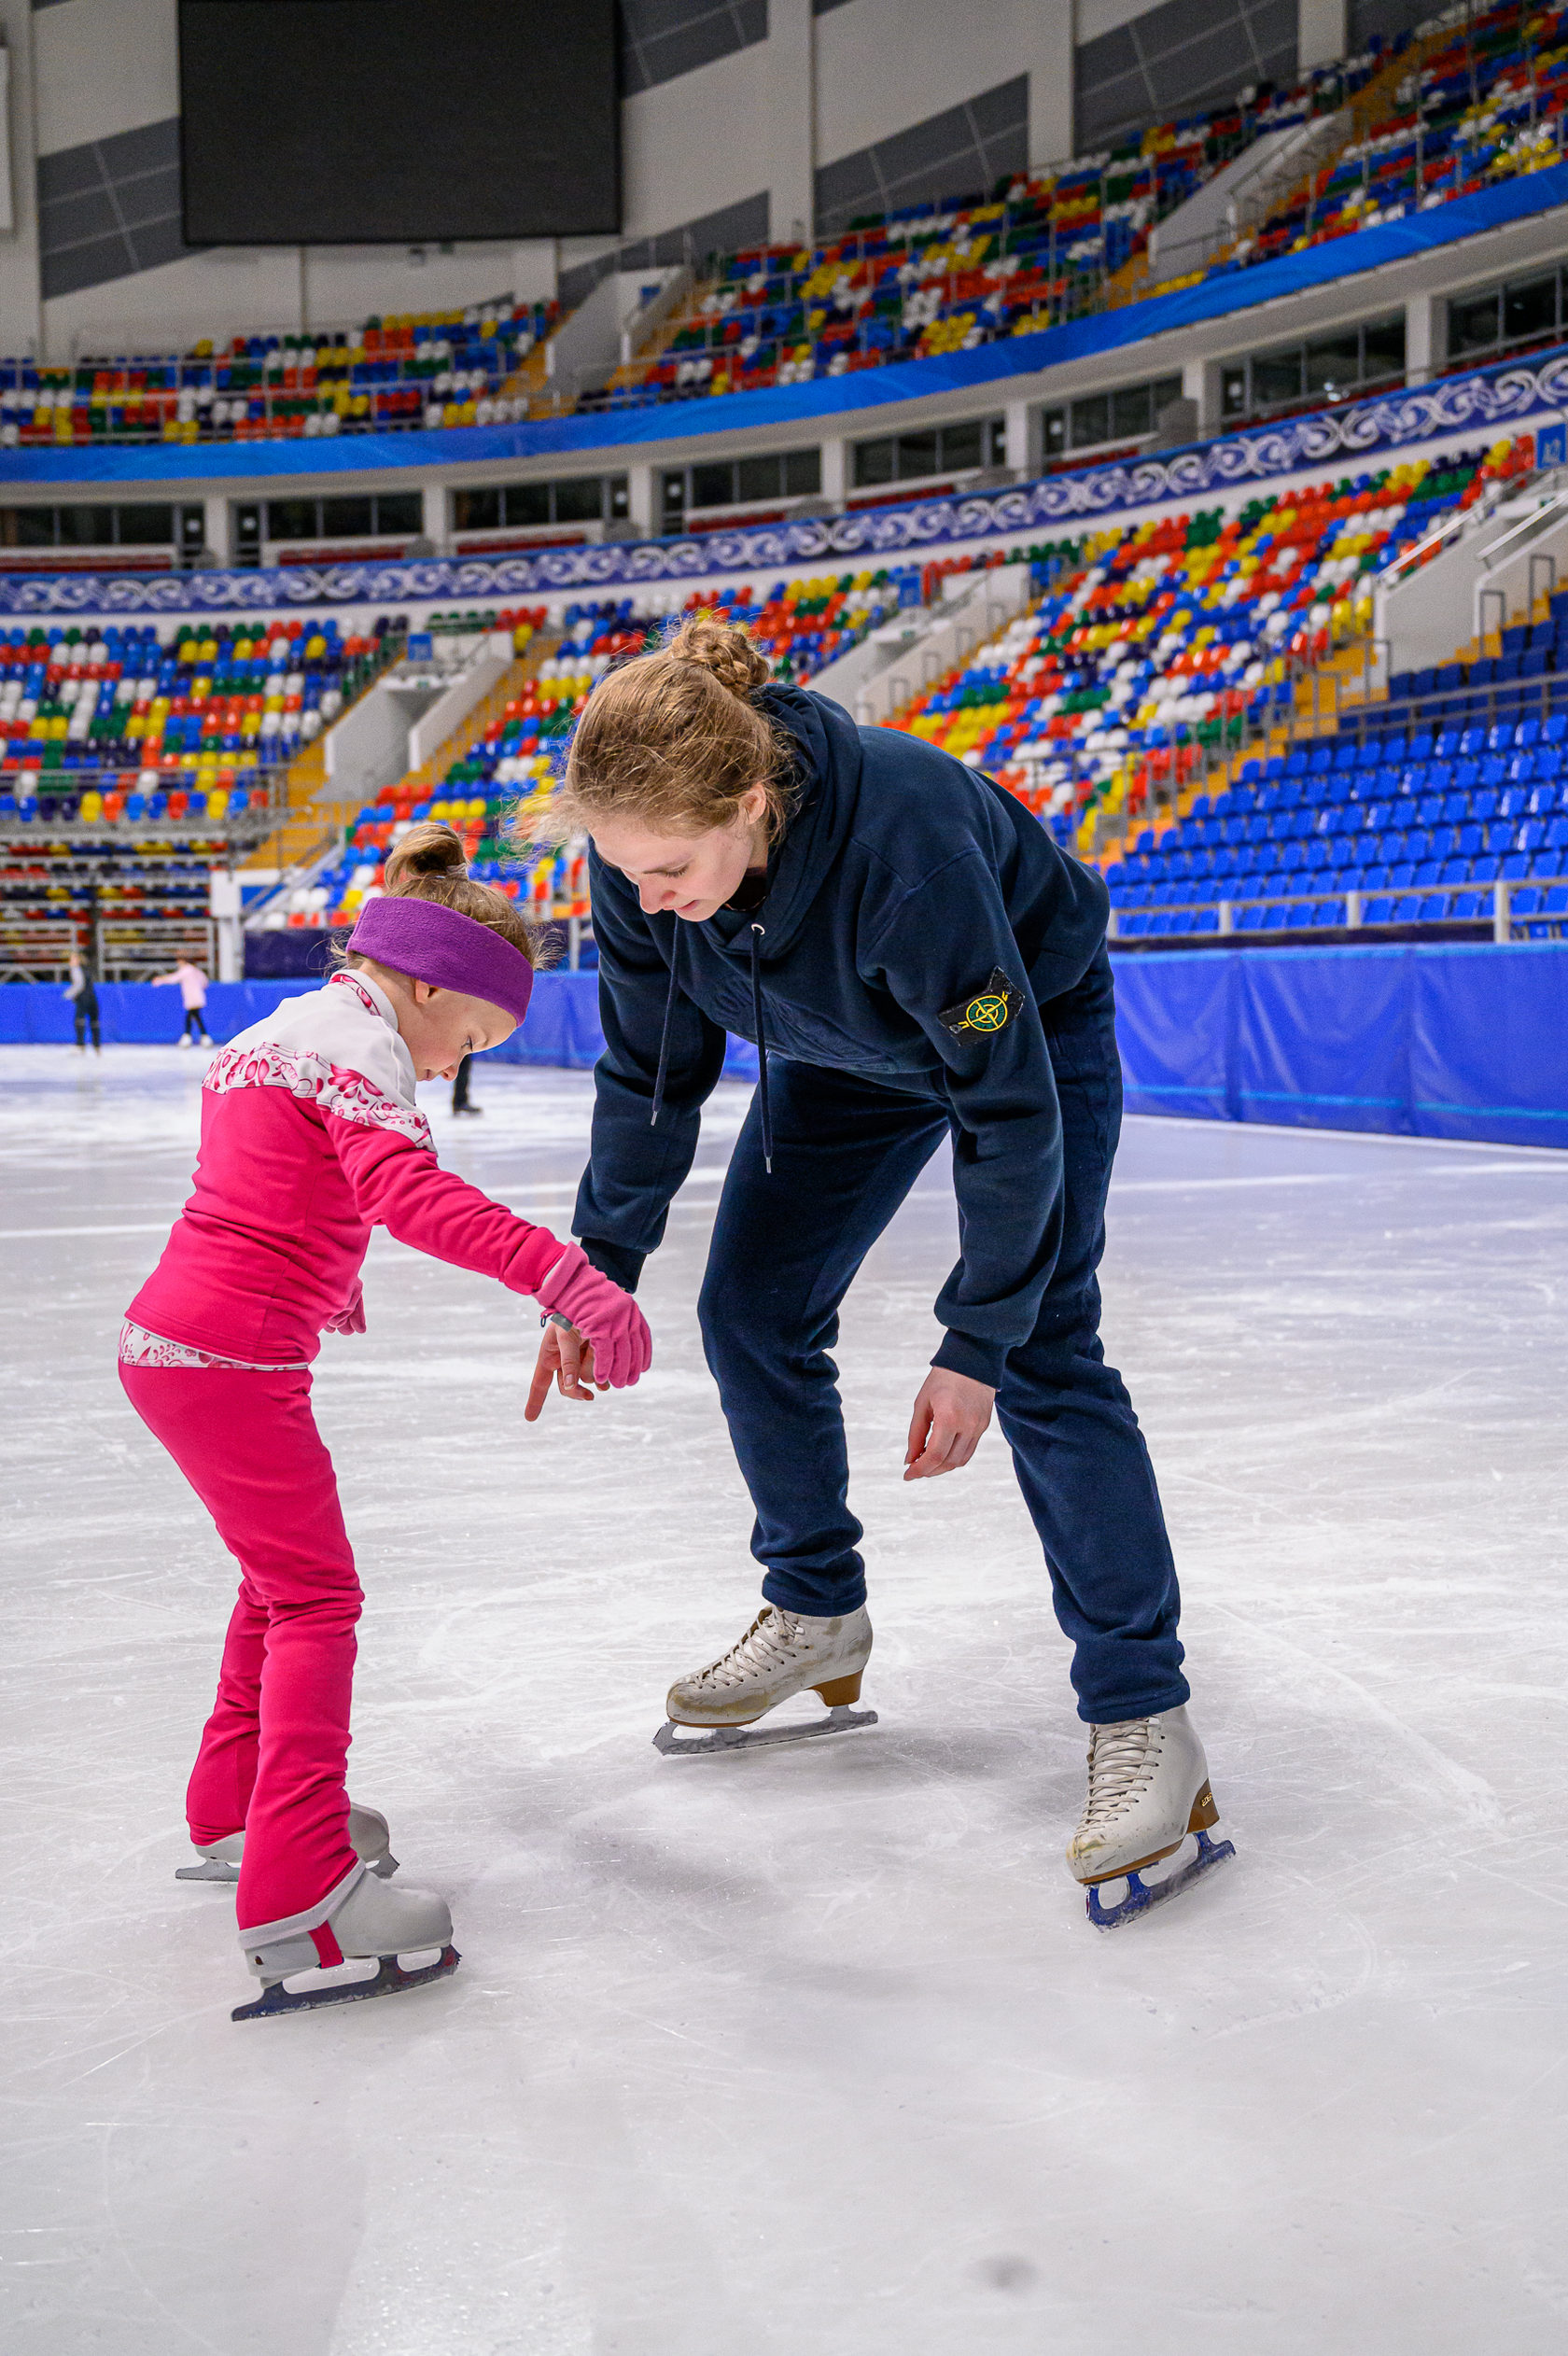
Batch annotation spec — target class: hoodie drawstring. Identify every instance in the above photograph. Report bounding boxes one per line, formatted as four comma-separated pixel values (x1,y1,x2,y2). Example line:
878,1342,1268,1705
650,919,773,1178
749,922,773,1175
650,931,680,1132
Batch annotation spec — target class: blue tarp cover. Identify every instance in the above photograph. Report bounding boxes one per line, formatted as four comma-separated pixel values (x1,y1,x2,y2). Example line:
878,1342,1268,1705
1113,944,1568,1148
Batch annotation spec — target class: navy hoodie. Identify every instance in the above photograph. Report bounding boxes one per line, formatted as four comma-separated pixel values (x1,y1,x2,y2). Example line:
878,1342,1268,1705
573,681,1111,1387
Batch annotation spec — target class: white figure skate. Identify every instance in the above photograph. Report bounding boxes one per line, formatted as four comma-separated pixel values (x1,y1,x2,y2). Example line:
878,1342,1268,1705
1067,1704,1235,1928
176,1802,398,1883
654,1602,878,1756
232,1862,458,2022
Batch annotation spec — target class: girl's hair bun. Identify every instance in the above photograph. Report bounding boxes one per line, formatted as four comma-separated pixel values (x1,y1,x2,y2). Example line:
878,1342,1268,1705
667,613,771,699
383,820,468,891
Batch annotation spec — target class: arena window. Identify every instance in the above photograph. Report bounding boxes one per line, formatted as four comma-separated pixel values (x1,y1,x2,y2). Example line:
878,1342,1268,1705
852,417,1005,490
1042,376,1183,459
264,493,425,545
660,449,820,524
1219,316,1407,421
449,477,631,534
0,501,207,552
1448,265,1564,362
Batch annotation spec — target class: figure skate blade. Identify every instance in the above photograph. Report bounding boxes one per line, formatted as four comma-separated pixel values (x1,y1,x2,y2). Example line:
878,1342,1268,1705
653,1704,878,1757
1085,1827,1235,1929
232,1944,459,2022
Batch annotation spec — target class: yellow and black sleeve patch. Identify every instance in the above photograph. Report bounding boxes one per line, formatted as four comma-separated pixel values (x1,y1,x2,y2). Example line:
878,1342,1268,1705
937,967,1024,1040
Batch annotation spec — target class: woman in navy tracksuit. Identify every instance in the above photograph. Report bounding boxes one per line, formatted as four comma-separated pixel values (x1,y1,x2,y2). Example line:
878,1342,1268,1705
528,616,1230,1915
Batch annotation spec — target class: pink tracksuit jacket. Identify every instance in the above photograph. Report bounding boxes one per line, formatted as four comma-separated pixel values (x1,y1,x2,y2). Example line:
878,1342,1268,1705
129,968,565,1358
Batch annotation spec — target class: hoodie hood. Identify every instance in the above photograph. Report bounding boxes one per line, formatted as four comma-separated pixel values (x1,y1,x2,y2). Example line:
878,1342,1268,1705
702,682,863,962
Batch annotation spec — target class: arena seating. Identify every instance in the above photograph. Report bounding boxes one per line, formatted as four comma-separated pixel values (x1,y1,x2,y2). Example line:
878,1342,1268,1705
307,570,924,928
1212,0,1568,289
584,62,1390,412
0,616,392,826
888,430,1546,938
0,618,406,977
0,298,556,450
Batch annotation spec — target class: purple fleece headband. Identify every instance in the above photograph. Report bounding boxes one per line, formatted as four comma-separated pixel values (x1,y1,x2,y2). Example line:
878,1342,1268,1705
348,895,534,1025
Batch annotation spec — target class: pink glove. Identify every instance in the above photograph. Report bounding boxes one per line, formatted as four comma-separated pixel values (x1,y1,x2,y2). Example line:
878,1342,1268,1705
324,1280,366,1336
536,1245,651,1390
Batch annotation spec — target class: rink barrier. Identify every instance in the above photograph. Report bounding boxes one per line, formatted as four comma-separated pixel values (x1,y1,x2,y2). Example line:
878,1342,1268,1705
5,949,1562,1146
1113,942,1568,1147
0,969,761,1081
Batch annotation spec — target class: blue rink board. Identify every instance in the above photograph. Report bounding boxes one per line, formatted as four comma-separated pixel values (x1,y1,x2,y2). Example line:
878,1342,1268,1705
2,948,1562,1146
0,969,761,1080
1112,943,1568,1149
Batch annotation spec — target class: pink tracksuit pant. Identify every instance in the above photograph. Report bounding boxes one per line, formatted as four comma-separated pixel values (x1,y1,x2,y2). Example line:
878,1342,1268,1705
119,1362,362,1928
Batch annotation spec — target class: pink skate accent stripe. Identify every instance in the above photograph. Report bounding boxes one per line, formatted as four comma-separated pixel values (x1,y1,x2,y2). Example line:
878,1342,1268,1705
311,1923,345,1969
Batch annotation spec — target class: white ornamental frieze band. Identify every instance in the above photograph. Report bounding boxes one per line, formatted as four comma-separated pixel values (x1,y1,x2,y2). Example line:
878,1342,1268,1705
0,344,1564,614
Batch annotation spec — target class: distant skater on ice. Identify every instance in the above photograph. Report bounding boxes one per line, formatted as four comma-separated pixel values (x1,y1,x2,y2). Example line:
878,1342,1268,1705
151,955,212,1047
119,825,651,2017
527,617,1232,1927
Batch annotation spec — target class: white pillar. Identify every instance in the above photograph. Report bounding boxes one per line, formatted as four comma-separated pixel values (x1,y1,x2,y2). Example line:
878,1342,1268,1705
1406,291,1445,386
420,483,444,547
625,462,654,535
767,0,816,246
1026,7,1076,173
1005,399,1032,478
1183,356,1224,432
1298,0,1348,71
209,870,243,983
820,436,847,504
203,494,228,563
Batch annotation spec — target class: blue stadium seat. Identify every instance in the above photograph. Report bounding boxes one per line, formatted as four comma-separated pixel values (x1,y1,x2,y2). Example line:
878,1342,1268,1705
1364,895,1394,923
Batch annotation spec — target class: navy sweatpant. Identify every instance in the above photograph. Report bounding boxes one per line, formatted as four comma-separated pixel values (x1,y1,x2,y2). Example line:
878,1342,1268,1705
696,1006,1187,1726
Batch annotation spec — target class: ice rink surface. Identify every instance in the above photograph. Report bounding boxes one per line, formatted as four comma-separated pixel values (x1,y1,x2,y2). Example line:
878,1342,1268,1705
3,1042,1567,2356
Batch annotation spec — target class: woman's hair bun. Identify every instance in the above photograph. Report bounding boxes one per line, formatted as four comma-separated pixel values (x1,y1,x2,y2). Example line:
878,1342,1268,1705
383,820,469,892
667,613,771,700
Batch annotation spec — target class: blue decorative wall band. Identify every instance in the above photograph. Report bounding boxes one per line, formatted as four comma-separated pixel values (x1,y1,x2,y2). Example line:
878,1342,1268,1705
0,334,1563,615
0,339,1553,617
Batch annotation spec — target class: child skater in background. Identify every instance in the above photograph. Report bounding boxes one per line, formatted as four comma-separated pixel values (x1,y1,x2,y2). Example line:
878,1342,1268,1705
119,823,651,2021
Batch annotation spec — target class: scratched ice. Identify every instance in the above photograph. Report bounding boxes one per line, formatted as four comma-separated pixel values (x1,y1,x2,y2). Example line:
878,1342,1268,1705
3,1042,1566,2356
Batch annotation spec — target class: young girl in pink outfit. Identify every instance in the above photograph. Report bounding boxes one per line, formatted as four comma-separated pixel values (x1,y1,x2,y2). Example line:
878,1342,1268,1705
121,824,650,2020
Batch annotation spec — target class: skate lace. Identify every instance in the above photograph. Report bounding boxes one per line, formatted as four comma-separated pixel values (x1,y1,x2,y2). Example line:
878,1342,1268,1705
1081,1718,1158,1828
695,1606,808,1691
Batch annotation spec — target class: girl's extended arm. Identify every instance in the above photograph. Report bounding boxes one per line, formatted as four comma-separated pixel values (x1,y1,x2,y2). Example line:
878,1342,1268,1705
325,1114,651,1386
326,1112,567,1294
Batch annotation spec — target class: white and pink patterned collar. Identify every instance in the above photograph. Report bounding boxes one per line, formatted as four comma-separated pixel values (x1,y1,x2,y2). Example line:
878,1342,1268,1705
329,968,399,1031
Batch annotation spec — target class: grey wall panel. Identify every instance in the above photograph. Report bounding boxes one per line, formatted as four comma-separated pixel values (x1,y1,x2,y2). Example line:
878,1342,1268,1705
559,189,771,311
1076,0,1297,150
815,74,1028,237
620,0,768,97
1349,0,1434,49
37,117,191,302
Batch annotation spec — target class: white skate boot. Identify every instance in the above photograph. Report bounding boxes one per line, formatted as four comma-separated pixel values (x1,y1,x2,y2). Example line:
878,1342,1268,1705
177,1802,399,1884
654,1602,878,1756
232,1861,458,2022
1067,1705,1235,1928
